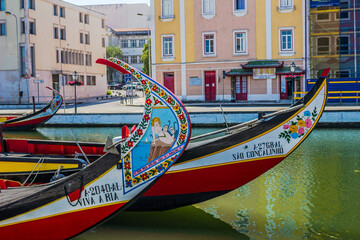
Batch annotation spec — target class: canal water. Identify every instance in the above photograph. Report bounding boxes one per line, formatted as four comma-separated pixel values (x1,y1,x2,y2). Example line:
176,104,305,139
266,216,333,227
4,127,360,239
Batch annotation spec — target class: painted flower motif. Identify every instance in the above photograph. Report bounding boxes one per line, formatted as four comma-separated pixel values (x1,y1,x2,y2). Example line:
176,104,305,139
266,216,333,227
132,179,137,184
283,124,290,129
124,65,128,68
127,141,133,147
136,74,140,78
291,132,299,139
130,69,134,73
173,105,180,111
289,125,298,134
125,174,131,180
146,99,152,105
142,80,147,85
137,129,143,136
305,118,312,128
152,85,158,91
156,165,164,172
179,134,186,140
297,120,305,128
117,61,120,64
125,180,132,187
155,99,160,105
298,127,305,135
181,124,187,131
159,91,165,97
167,97,173,104
124,162,131,169
304,111,311,117
141,173,149,181
144,114,150,121
178,114,185,120
145,89,150,94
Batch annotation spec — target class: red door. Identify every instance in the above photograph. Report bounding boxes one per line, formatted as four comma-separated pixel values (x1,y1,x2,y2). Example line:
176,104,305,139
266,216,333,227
235,76,247,100
164,73,175,93
205,71,216,101
280,76,287,100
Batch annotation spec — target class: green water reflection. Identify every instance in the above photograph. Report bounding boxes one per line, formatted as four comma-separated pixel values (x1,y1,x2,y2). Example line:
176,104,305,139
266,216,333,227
4,128,360,239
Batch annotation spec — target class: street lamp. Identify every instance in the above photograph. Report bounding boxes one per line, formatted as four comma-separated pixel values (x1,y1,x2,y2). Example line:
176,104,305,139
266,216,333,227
137,13,151,77
5,11,21,104
72,71,79,114
290,62,296,104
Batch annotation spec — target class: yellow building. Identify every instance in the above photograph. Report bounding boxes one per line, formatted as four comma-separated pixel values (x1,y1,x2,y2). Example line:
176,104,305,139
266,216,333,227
151,0,306,102
0,0,107,104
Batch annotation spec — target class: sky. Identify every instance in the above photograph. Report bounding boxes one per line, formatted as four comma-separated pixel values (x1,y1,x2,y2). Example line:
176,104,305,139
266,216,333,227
63,0,150,6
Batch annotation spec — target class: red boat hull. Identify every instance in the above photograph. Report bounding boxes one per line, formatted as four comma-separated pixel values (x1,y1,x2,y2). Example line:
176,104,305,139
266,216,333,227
0,202,126,240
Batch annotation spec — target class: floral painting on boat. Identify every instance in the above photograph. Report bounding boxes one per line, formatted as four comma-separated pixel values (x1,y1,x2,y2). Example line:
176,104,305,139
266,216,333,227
279,107,318,143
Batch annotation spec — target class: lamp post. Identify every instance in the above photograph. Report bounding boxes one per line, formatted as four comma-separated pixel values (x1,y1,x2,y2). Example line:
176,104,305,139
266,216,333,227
72,71,79,114
137,13,151,77
290,62,296,104
5,11,21,104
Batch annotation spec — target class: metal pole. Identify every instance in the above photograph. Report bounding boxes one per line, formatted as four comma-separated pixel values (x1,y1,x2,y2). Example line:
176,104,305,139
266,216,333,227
292,73,294,104
37,82,39,103
32,96,35,112
74,83,77,114
147,18,151,77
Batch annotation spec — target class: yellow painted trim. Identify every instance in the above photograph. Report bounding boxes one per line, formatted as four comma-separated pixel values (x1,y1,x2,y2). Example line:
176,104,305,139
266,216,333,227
329,81,357,84
328,96,360,99
0,162,79,173
310,9,339,13
329,91,360,93
171,80,327,168
310,32,339,36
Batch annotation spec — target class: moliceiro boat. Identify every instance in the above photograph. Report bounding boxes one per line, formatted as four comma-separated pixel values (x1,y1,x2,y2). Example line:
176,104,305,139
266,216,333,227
0,58,191,240
0,87,63,131
0,69,329,212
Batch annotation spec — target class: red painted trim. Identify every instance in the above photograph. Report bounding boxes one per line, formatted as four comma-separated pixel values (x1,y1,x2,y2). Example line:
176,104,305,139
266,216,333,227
2,115,51,129
0,203,125,240
144,157,285,196
320,68,330,77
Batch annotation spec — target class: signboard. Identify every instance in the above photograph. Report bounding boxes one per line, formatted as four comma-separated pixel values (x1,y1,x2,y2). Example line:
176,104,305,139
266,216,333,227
61,75,67,86
33,79,44,84
125,74,132,84
310,0,339,8
190,77,202,86
253,68,276,79
24,73,30,79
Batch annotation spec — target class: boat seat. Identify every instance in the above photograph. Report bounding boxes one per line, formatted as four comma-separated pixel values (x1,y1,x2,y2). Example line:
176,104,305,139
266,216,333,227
0,179,21,190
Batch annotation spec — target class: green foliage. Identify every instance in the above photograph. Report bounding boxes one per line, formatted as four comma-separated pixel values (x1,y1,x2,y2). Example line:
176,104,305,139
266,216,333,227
106,46,123,82
141,38,151,75
106,90,112,95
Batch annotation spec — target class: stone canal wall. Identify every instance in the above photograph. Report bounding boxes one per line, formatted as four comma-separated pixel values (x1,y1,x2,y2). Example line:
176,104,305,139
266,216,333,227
45,110,360,127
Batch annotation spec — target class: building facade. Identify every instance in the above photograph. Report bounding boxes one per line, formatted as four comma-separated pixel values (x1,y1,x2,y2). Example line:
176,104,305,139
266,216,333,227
309,0,359,79
151,0,306,102
0,0,107,104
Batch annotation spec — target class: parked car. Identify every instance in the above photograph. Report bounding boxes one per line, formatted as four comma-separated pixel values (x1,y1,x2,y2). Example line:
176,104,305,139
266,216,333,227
108,82,123,90
124,85,137,97
132,82,143,91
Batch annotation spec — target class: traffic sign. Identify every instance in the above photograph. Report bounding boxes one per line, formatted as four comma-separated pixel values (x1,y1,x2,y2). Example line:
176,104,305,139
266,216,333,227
24,73,30,79
33,79,44,84
125,74,132,84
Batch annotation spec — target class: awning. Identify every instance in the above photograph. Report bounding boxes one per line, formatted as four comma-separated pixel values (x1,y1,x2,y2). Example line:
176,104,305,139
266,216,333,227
225,68,253,76
242,60,283,69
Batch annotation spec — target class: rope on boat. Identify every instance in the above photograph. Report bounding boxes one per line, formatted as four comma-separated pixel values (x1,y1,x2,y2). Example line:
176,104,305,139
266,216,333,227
68,129,90,165
190,104,304,141
22,157,46,187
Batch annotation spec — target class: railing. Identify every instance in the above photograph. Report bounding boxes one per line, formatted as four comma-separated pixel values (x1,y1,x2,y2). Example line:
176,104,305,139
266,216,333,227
0,94,54,105
294,91,360,105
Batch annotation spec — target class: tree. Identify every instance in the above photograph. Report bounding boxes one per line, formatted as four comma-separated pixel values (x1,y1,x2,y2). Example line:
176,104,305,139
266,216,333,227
106,46,123,82
141,38,151,76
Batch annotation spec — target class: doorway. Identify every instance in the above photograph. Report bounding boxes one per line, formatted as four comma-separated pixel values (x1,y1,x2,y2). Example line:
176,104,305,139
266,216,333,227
205,71,216,101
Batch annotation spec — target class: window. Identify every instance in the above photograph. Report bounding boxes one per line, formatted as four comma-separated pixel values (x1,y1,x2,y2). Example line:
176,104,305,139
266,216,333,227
54,26,58,39
85,53,92,66
130,39,137,48
0,21,6,36
86,76,96,85
56,49,59,63
234,0,245,10
121,39,128,48
30,46,35,76
162,0,173,18
317,13,330,21
85,33,90,44
101,19,105,28
79,13,83,22
280,29,293,52
60,50,64,63
29,20,35,35
203,0,215,15
337,36,350,54
339,0,349,19
20,0,24,9
29,0,35,10
234,31,247,54
279,0,293,8
53,5,58,16
317,37,329,55
203,33,215,55
60,27,66,40
102,37,105,47
59,7,65,18
162,35,174,57
20,46,25,75
80,32,83,43
21,20,25,34
0,0,5,11
335,70,350,78
139,39,146,48
84,14,89,24
64,50,68,64
130,56,138,63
